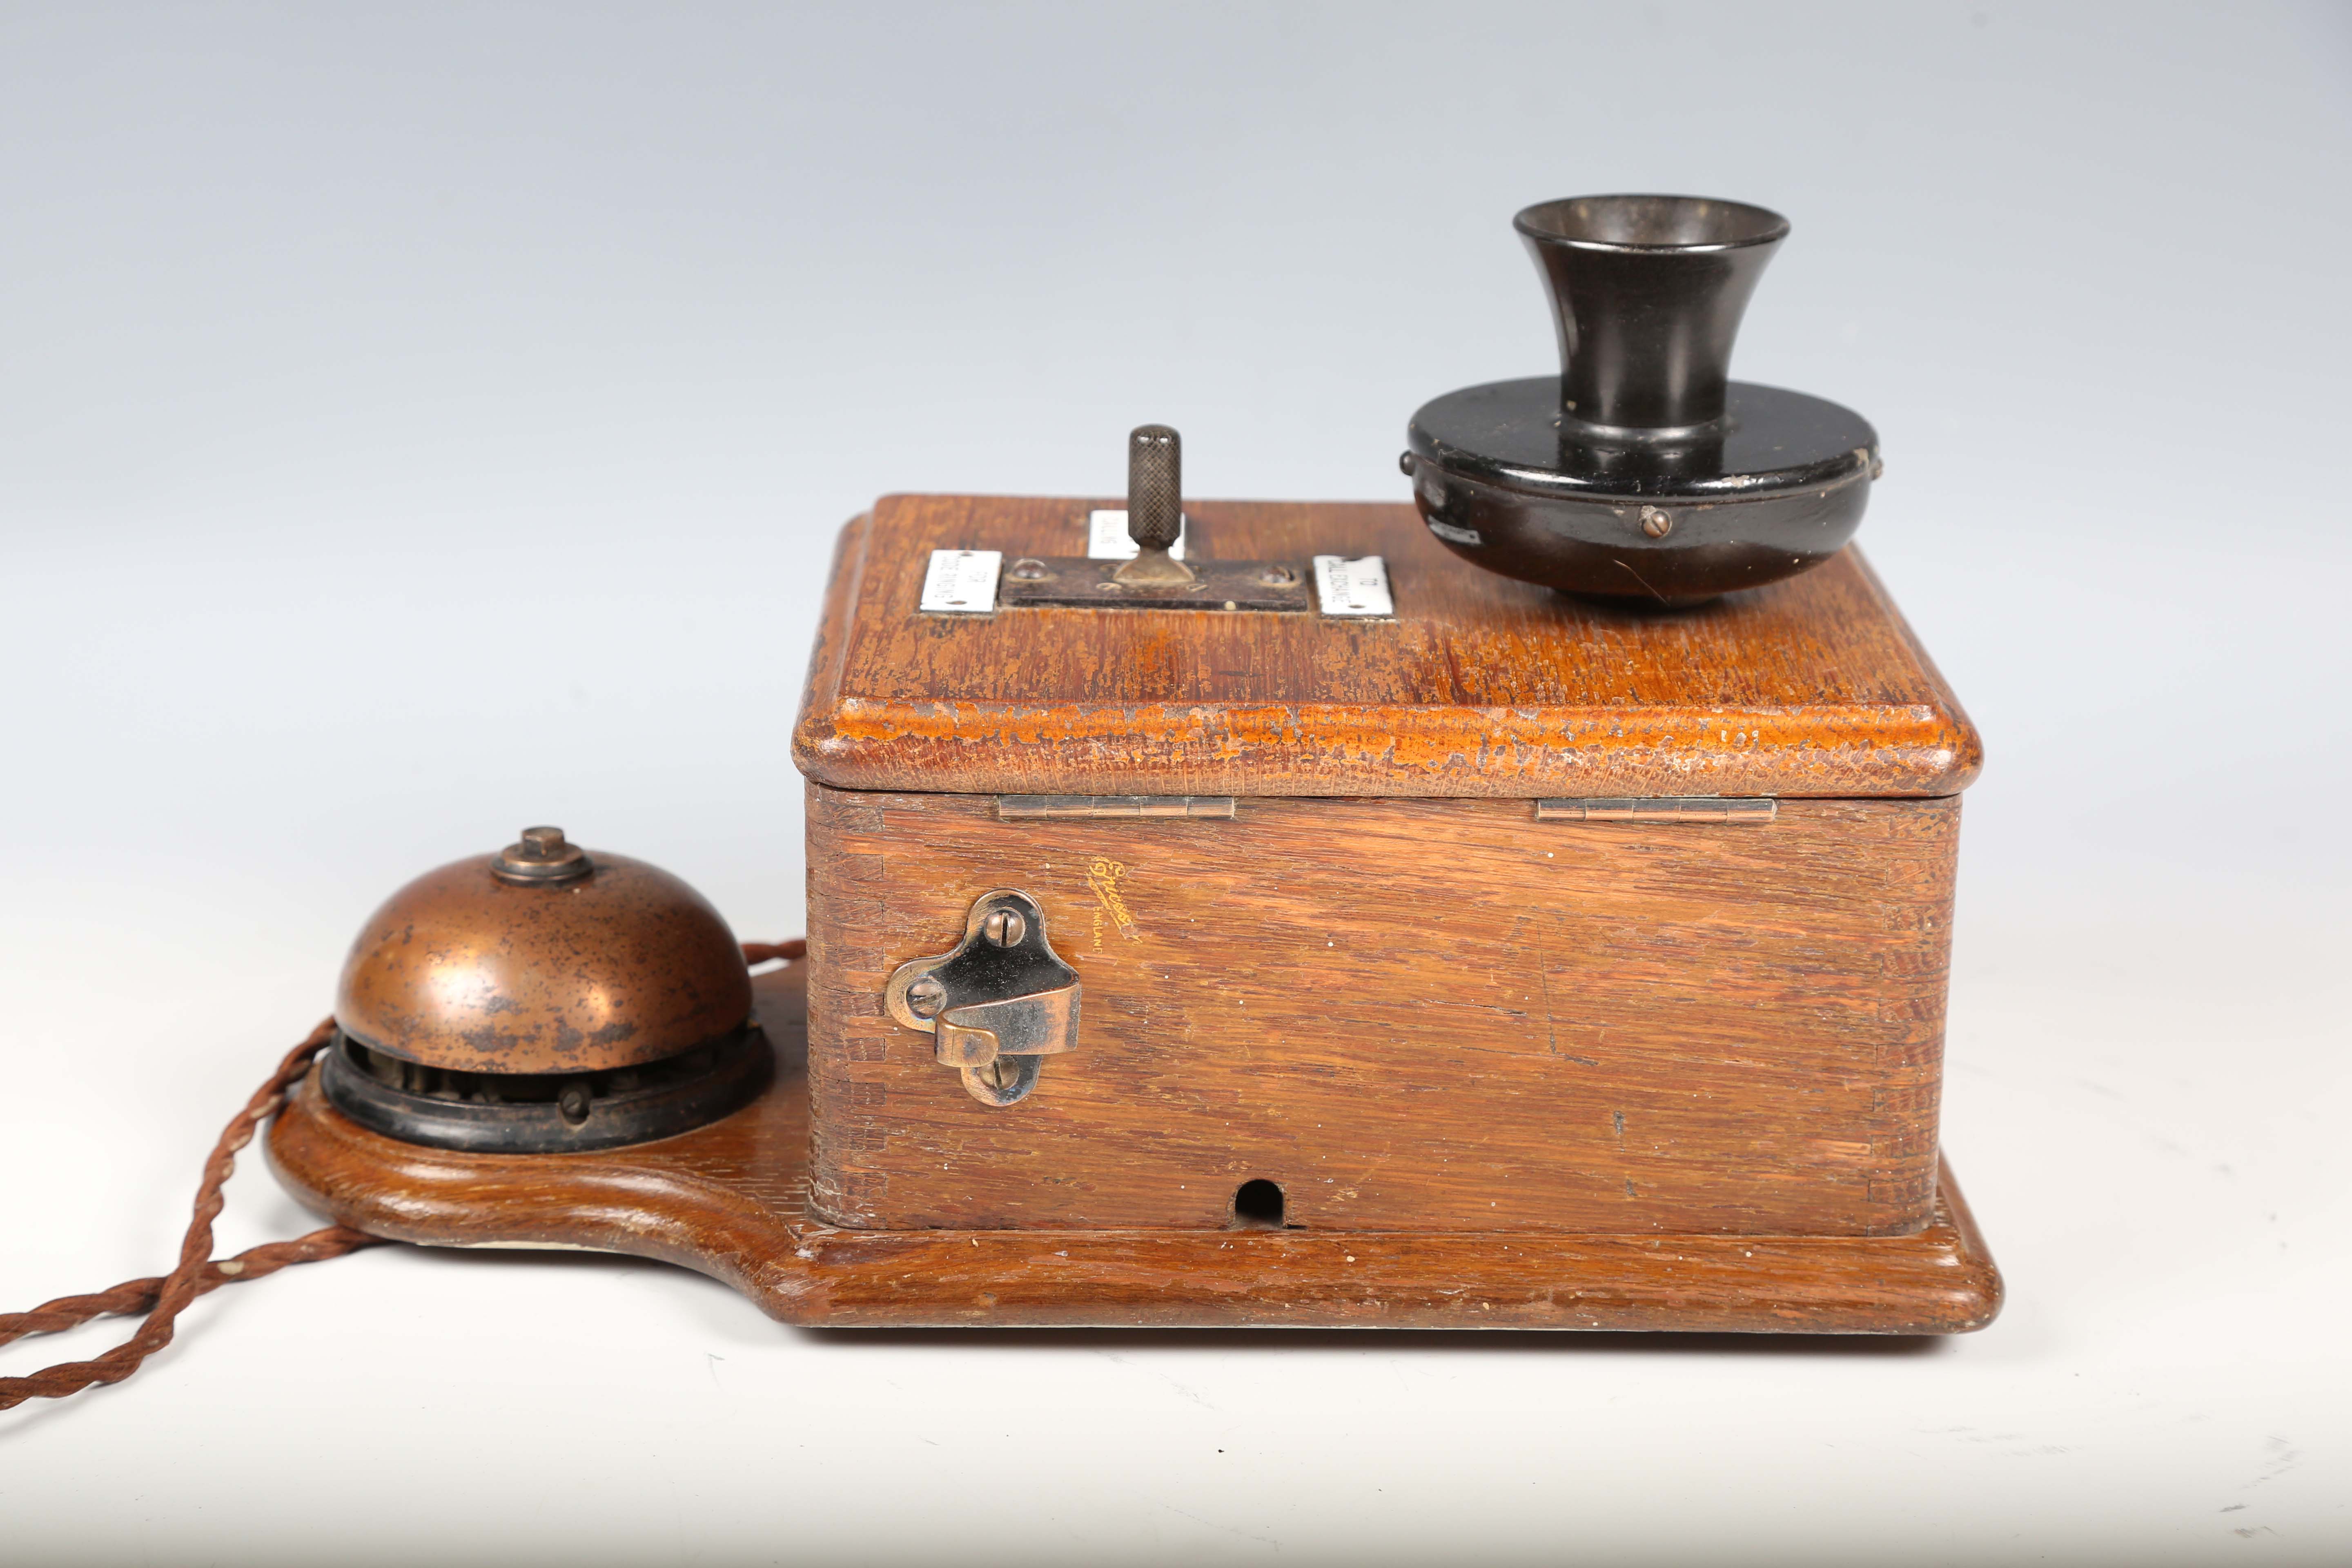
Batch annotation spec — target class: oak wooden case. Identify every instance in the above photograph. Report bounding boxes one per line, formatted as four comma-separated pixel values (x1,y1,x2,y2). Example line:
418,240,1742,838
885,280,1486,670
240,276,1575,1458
267,492,2001,1333
793,497,1985,1250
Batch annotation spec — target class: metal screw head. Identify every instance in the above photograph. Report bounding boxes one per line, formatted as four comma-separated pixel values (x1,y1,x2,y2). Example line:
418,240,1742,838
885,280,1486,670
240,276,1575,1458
976,1058,1018,1092
518,826,569,860
492,824,592,884
557,1080,593,1125
1009,557,1050,581
982,908,1027,948
1255,564,1298,587
1640,506,1674,539
906,976,947,1019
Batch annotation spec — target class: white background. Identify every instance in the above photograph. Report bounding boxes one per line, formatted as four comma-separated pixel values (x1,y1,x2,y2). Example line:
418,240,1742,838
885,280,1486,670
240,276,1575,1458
4,4,2348,1563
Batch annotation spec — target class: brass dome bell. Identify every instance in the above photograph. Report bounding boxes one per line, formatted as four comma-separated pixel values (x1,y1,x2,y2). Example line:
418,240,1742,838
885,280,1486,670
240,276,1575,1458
318,827,769,1152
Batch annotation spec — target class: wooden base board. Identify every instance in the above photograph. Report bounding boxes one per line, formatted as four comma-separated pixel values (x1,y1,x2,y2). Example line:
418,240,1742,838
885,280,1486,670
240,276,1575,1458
267,1076,2000,1333
266,970,2002,1334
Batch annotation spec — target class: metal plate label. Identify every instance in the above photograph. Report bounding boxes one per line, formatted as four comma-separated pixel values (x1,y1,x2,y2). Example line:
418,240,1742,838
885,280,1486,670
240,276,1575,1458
1313,554,1394,617
919,549,1002,614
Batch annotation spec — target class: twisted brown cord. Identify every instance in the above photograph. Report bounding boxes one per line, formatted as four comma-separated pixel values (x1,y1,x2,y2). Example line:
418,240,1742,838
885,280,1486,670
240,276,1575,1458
0,1019,375,1410
0,1227,384,1351
1,937,802,1410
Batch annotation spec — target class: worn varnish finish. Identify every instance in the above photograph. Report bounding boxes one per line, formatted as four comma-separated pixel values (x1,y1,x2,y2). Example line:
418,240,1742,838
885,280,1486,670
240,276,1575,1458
807,789,1958,1236
267,964,2002,1333
791,497,1981,800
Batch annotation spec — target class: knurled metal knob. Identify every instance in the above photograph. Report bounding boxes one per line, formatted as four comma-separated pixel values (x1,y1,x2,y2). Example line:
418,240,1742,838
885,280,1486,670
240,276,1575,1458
1127,425,1181,554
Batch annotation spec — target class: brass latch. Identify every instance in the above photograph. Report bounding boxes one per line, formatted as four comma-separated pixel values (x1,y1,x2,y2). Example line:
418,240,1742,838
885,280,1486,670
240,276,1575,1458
884,890,1080,1107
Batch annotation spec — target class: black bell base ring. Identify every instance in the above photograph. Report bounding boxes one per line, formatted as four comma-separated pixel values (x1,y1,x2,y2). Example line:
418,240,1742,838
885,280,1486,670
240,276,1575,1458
320,1023,773,1154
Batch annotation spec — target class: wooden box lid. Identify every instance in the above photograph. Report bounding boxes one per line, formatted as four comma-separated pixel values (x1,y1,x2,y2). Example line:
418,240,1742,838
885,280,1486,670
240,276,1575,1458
792,495,1980,800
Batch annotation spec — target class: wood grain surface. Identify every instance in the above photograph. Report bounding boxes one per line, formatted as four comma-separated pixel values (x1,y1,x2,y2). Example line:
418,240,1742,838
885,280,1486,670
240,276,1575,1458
792,497,1982,799
806,789,1960,1236
267,963,2003,1334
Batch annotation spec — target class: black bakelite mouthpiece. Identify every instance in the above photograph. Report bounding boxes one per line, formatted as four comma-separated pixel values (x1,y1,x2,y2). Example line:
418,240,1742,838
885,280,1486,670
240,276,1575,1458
1405,194,1880,605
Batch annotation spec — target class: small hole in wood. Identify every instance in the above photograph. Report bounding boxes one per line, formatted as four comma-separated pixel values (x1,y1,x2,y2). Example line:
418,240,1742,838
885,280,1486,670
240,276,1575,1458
1231,1178,1285,1229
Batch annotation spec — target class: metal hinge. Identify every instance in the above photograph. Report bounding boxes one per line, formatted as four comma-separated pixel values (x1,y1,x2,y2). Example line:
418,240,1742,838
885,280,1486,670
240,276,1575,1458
884,891,1081,1107
1535,797,1778,823
996,795,1235,820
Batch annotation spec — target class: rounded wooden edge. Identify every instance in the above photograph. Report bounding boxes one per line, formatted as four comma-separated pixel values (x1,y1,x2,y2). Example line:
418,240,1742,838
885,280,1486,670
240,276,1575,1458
789,502,1986,802
266,1072,823,1321
1922,1158,2006,1332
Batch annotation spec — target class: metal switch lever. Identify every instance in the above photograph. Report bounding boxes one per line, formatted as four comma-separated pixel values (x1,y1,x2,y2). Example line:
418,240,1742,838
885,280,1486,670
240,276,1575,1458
1113,424,1196,587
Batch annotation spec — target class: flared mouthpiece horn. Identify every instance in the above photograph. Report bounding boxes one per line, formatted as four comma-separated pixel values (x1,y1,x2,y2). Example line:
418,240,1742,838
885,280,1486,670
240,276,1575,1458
1515,194,1789,436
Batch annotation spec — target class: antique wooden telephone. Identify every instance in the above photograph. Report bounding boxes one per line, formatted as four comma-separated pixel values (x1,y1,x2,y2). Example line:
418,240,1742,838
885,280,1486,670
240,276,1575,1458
3,195,1998,1408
